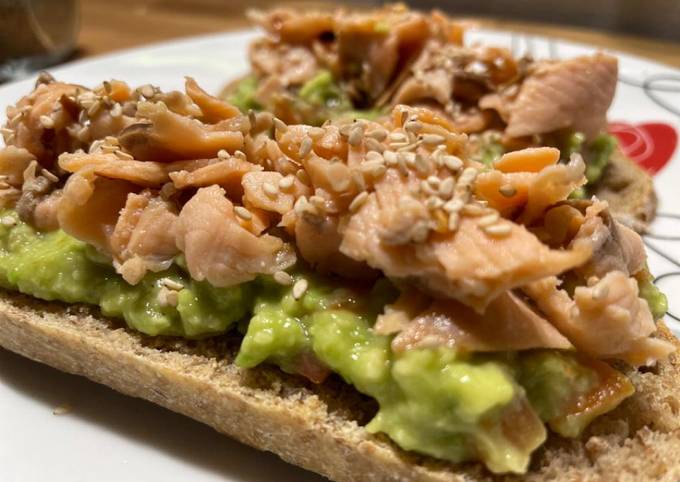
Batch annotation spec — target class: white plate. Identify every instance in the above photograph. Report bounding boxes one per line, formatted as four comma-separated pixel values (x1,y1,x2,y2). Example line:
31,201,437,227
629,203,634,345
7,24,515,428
0,28,679,482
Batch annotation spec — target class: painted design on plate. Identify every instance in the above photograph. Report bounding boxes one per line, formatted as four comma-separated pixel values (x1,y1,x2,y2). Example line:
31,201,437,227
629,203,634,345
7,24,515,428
609,122,677,174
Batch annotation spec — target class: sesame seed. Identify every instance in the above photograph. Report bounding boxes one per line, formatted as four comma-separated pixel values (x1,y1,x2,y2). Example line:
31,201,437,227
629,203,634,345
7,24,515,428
339,124,353,137
110,102,122,118
139,84,155,98
442,155,463,171
234,150,247,161
263,182,278,198
309,195,325,209
364,137,385,153
279,175,295,190
292,278,309,300
477,212,500,227
383,150,398,166
458,167,478,186
273,117,288,133
404,120,423,133
483,222,512,237
217,149,229,160
160,278,184,290
349,191,369,213
443,198,464,213
420,180,435,196
39,115,54,129
587,276,599,287
427,175,440,188
499,184,517,197
426,196,444,210
352,170,367,191
76,126,90,142
294,196,309,215
39,169,58,182
438,177,455,199
1,216,16,226
234,206,252,220
367,128,388,141
308,127,325,139
421,134,446,146
592,284,609,300
299,137,313,158
448,212,460,231
348,125,364,146
461,203,487,216
274,271,294,286
87,101,102,117
52,405,72,416
389,132,407,143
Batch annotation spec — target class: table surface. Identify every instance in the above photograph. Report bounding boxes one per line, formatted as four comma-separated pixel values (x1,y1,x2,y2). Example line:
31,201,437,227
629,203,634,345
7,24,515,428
78,0,680,68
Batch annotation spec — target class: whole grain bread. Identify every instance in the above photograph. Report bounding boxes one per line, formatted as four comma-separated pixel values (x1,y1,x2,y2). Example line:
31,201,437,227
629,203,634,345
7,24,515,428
0,290,678,482
593,147,658,230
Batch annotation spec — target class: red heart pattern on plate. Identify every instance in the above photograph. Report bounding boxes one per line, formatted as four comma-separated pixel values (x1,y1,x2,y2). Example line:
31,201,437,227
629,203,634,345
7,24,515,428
608,122,678,175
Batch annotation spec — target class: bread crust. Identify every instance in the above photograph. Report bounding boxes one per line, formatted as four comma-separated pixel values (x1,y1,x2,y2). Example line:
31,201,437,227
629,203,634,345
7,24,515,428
593,147,658,229
0,291,678,482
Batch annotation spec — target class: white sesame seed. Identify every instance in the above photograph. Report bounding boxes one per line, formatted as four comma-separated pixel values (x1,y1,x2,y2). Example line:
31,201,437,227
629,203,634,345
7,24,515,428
263,182,279,198
367,128,388,141
444,198,464,213
499,184,517,197
349,191,369,213
442,155,463,171
273,117,288,133
308,127,325,139
234,206,252,220
294,196,309,215
279,175,295,190
421,134,446,146
587,276,599,287
352,170,367,192
292,278,309,300
39,115,54,129
389,132,407,143
274,271,294,286
160,278,184,290
87,101,102,117
139,84,155,98
427,175,440,188
366,151,384,163
234,150,247,161
348,125,364,146
216,149,229,160
448,212,460,231
309,195,325,209
383,150,398,166
115,150,134,160
41,169,59,182
461,203,487,216
339,124,352,137
52,405,72,416
420,180,436,196
483,222,512,237
477,212,500,227
1,215,16,226
110,102,123,118
299,137,313,158
426,196,444,210
365,137,385,153
76,126,90,142
438,177,455,199
404,120,423,133
458,167,478,185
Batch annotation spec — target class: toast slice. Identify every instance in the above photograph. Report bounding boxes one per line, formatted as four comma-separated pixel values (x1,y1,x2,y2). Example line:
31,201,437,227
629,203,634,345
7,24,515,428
0,290,678,482
593,147,658,229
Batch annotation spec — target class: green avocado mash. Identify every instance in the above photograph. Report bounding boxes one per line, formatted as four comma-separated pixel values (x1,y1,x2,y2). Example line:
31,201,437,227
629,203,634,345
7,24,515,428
227,71,383,125
0,210,636,473
226,75,261,113
637,269,668,320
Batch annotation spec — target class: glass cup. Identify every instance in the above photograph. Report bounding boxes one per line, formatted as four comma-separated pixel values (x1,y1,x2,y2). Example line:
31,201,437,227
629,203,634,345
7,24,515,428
0,0,80,82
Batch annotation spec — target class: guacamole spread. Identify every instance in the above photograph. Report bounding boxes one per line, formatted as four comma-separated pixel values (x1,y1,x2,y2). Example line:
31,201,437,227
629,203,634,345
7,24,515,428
0,209,641,473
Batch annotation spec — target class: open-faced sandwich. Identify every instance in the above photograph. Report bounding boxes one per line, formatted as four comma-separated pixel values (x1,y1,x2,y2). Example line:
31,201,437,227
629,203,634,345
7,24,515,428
0,70,677,481
223,4,657,230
